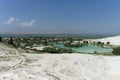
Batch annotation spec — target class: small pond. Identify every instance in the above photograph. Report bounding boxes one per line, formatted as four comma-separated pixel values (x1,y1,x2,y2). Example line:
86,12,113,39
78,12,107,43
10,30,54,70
53,44,113,54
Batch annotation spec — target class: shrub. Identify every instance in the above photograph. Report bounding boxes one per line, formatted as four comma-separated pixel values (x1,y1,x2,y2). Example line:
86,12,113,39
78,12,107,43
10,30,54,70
97,41,102,45
112,46,120,55
93,51,98,54
83,41,88,44
106,42,110,45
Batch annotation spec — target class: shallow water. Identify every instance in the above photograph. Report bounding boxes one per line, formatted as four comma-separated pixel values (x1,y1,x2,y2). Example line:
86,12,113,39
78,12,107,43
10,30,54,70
53,44,113,53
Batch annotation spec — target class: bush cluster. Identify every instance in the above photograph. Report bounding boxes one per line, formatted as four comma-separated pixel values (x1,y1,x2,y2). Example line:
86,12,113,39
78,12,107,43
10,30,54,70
42,47,73,53
64,43,83,47
112,46,120,55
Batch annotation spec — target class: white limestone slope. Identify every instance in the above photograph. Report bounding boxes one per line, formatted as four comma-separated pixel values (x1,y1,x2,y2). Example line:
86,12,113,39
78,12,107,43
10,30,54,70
105,56,120,80
0,53,109,80
0,43,20,56
94,35,120,45
0,53,120,80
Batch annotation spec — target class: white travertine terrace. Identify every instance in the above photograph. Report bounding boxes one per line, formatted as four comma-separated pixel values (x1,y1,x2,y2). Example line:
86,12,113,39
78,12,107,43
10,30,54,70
0,35,120,80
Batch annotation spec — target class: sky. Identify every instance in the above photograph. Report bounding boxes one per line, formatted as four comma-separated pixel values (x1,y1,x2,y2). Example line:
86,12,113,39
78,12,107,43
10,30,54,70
0,0,120,34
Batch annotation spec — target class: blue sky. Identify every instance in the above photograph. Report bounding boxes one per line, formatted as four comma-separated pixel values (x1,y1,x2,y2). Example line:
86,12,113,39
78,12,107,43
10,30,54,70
0,0,120,34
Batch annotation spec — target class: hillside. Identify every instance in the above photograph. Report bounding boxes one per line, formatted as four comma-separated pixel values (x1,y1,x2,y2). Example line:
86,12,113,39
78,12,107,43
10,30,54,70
0,43,120,80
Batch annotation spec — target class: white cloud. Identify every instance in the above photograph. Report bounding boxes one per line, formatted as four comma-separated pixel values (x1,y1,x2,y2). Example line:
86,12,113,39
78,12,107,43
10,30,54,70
21,20,35,27
4,17,16,24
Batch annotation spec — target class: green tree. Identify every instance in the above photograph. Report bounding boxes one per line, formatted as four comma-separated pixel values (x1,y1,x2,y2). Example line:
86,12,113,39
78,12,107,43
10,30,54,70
43,40,48,45
0,36,2,42
69,38,73,43
9,37,13,45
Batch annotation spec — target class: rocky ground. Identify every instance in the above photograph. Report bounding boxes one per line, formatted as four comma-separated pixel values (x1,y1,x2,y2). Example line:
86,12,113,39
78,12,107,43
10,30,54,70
0,43,120,80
